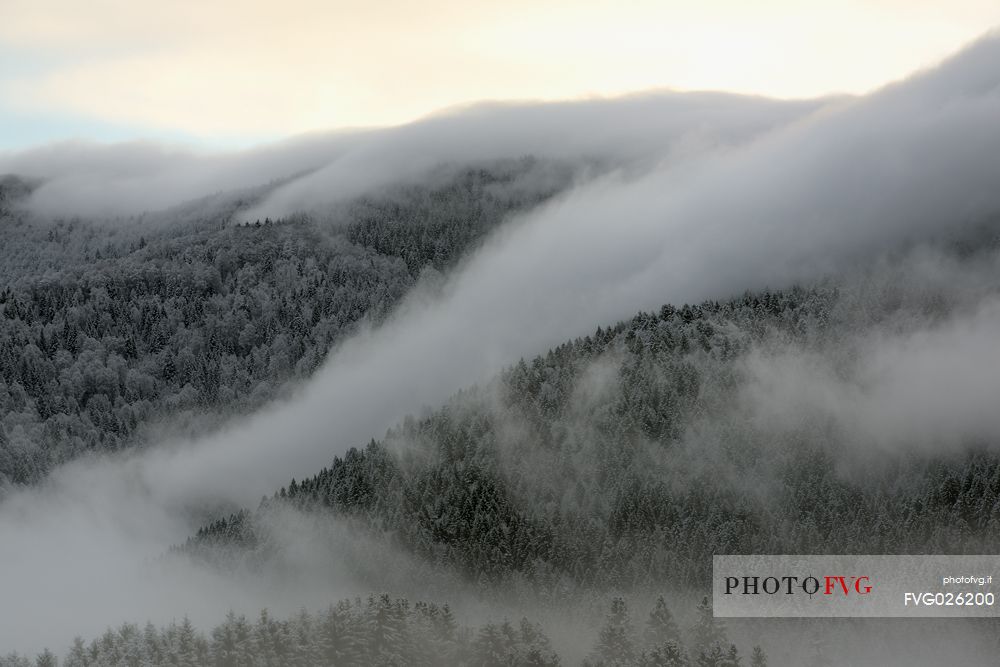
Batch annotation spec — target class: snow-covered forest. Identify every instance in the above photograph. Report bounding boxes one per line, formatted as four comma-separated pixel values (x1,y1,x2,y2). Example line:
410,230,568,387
0,159,570,486
3,28,1000,667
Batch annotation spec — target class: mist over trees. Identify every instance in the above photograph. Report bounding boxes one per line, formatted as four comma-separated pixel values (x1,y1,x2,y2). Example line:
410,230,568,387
0,158,569,488
181,248,1000,595
2,594,765,667
3,32,1000,667
6,170,1000,663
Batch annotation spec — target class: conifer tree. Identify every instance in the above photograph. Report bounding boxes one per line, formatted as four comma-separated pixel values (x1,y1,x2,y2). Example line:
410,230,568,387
640,639,689,667
691,597,727,658
644,596,681,647
591,597,637,666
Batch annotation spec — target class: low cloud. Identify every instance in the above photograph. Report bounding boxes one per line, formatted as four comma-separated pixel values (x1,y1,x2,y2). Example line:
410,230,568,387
237,92,825,221
1,91,821,220
0,131,363,218
2,33,1000,656
743,297,1000,456
137,32,1000,508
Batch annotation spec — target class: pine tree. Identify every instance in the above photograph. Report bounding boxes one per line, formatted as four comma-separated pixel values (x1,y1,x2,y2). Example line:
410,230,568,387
721,644,741,666
696,643,725,667
591,597,637,666
472,622,506,666
174,616,200,667
366,594,408,664
644,596,681,647
515,617,560,667
640,639,689,667
33,650,57,667
209,611,240,667
63,639,88,667
691,597,726,655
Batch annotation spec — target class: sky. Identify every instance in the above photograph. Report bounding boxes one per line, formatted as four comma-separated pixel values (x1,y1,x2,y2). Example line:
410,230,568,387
1,0,999,150
2,5,1000,654
4,32,1000,652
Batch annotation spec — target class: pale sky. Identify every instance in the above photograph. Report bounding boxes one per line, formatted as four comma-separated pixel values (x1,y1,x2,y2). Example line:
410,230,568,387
1,0,998,149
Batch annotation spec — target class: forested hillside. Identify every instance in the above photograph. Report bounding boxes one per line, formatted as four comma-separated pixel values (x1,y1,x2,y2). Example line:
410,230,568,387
17,241,997,664
5,173,1000,666
0,159,570,487
1,594,771,667
5,19,1000,667
182,250,1000,597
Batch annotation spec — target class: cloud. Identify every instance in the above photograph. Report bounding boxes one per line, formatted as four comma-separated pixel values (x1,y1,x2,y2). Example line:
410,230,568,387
0,454,477,655
0,91,820,219
238,92,823,221
743,296,1000,456
111,33,1000,507
3,32,1000,655
0,131,367,218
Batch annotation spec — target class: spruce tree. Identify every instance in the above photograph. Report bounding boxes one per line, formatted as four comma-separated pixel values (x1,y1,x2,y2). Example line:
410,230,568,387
644,596,681,647
591,597,637,666
691,597,727,658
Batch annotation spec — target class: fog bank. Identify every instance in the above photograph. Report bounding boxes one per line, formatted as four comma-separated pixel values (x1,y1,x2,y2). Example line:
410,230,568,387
2,33,1000,655
145,32,1000,507
0,93,822,220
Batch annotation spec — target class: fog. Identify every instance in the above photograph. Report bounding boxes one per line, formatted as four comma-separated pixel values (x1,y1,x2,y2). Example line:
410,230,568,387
1,32,1000,657
141,31,1000,508
236,92,827,222
743,298,1000,457
0,92,823,221
0,132,362,219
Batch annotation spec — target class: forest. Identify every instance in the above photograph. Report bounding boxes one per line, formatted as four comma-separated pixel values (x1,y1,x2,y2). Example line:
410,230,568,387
179,266,1000,591
0,159,569,487
4,168,1000,665
4,34,1000,663
6,171,1000,661
0,595,764,667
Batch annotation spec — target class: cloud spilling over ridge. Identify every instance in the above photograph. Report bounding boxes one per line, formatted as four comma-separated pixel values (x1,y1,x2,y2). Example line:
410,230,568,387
0,91,824,219
0,456,477,655
0,132,364,218
2,33,1000,654
743,296,1000,457
237,92,827,222
141,32,1000,508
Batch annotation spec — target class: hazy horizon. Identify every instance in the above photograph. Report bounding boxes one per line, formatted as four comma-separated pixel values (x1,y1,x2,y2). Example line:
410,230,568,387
2,1,1000,150
4,7,1000,666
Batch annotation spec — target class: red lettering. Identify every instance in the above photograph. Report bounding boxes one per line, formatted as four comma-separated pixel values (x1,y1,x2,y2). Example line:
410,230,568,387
824,576,848,595
823,575,872,595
